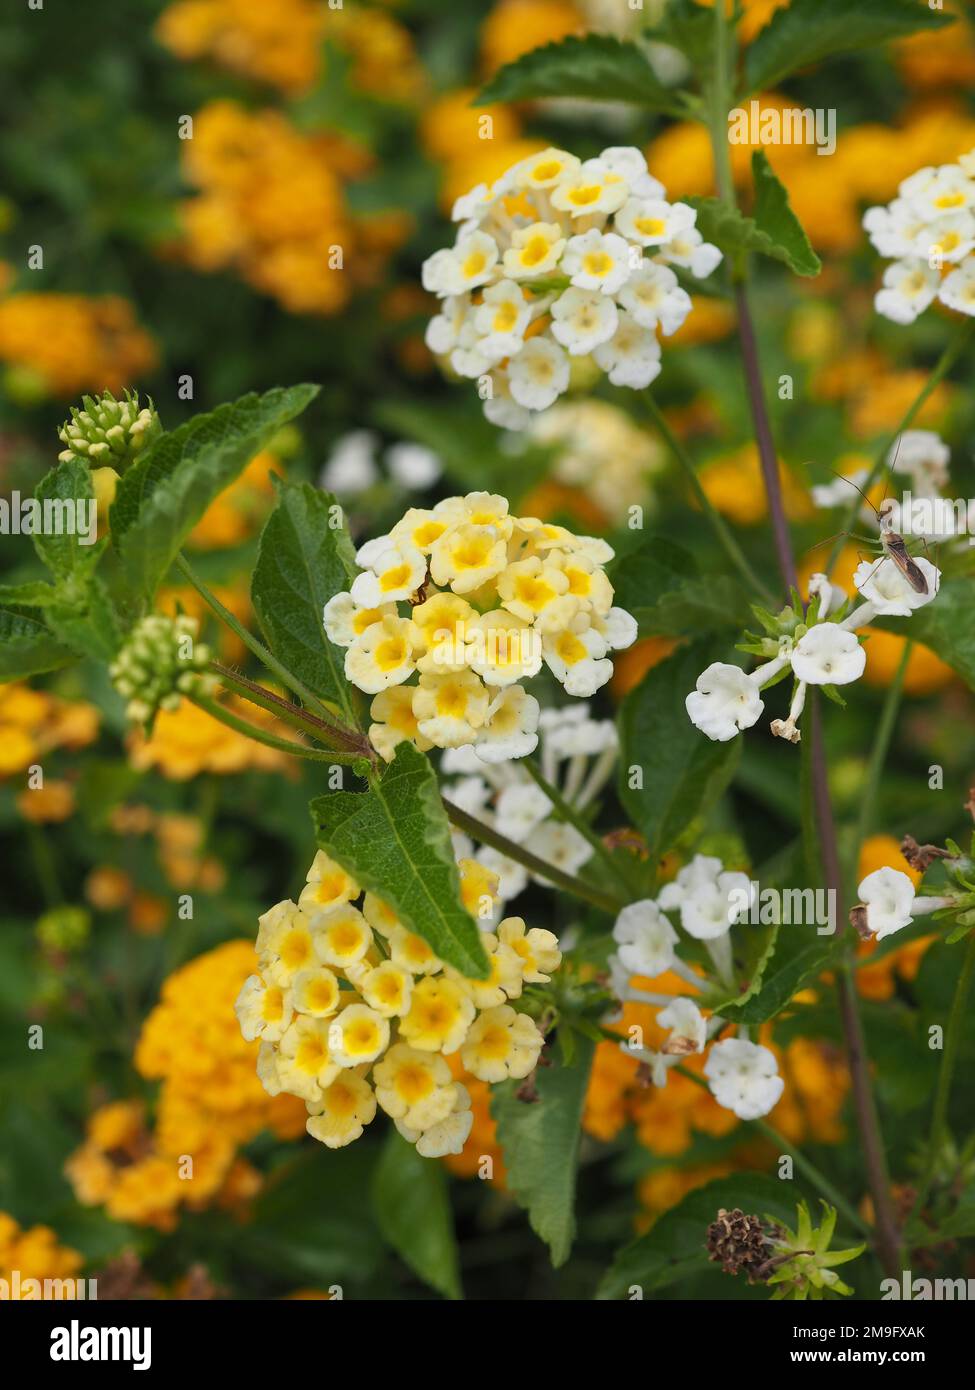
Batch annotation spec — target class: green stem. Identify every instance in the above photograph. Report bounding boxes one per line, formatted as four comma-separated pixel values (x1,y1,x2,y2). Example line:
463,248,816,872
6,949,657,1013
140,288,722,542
187,693,363,765
211,661,374,761
442,797,625,917
911,931,975,1222
174,551,355,737
522,757,638,895
639,394,774,602
827,319,975,576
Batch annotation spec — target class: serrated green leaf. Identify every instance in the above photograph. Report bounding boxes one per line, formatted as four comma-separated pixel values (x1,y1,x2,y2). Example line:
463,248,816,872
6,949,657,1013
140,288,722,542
309,743,490,978
722,927,840,1024
0,581,61,607
372,1131,461,1300
619,641,741,866
477,35,686,113
597,1174,797,1299
33,458,100,580
43,576,124,662
878,578,975,690
0,607,76,681
110,384,319,599
491,1035,594,1267
743,0,952,96
611,536,751,636
688,154,820,277
251,482,359,725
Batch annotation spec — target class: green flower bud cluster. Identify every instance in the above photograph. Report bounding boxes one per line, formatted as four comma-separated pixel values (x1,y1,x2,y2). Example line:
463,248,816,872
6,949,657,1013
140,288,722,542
110,614,218,725
37,905,91,955
58,390,160,469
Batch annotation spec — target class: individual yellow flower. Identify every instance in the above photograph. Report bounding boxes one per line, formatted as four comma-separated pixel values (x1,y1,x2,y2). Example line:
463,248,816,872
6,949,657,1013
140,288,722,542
461,1004,544,1082
313,904,373,970
412,670,490,747
497,916,562,986
358,960,413,1018
373,1043,456,1131
235,973,294,1043
277,1016,341,1103
362,892,401,938
497,555,575,630
458,858,501,922
328,1003,390,1067
258,901,318,983
291,966,342,1019
409,1082,474,1158
400,976,476,1055
345,614,420,694
429,523,509,595
448,931,523,1009
306,1071,377,1148
369,686,435,762
387,924,442,977
297,851,360,920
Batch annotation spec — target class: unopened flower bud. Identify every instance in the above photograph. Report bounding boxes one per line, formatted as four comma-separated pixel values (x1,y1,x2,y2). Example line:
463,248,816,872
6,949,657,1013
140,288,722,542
58,390,160,470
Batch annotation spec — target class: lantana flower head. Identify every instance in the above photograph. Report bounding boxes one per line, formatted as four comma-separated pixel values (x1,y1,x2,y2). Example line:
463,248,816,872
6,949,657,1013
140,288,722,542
327,493,636,764
236,851,561,1156
421,145,721,428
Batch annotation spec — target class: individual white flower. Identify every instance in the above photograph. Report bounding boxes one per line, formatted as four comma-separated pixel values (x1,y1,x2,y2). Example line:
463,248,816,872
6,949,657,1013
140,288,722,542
914,211,975,265
562,228,632,295
494,781,552,840
874,259,939,324
385,442,442,490
473,685,540,763
508,338,570,411
657,854,723,911
908,165,975,220
863,201,922,260
319,430,379,498
425,294,468,354
704,1038,784,1120
657,225,722,278
857,867,916,941
592,606,638,652
550,161,629,217
791,623,865,686
502,221,567,279
472,279,532,361
616,197,696,247
811,467,869,511
513,146,581,190
852,554,940,615
592,310,662,388
618,262,691,333
529,821,592,882
612,899,678,978
550,288,619,355
323,592,396,648
350,542,426,607
938,254,975,316
807,572,845,617
657,997,707,1055
686,663,764,741
422,230,499,296
679,869,754,941
542,618,613,697
600,146,657,187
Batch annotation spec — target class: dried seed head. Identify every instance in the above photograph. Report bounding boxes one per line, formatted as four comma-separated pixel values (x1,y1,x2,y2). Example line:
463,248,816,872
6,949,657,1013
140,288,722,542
706,1207,776,1282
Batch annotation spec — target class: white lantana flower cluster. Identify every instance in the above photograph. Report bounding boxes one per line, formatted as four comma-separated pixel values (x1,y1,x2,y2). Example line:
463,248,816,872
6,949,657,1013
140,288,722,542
422,145,721,428
608,853,784,1121
442,704,619,909
686,552,941,746
864,150,975,324
324,492,637,764
235,850,560,1156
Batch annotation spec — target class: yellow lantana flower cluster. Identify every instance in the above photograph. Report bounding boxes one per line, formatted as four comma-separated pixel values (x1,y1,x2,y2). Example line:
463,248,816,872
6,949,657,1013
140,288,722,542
0,683,99,779
0,292,156,398
325,492,637,764
0,1212,83,1297
170,101,410,316
236,851,561,1156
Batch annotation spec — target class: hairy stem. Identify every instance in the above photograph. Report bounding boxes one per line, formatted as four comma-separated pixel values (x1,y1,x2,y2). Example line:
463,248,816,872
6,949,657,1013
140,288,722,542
442,797,625,916
187,693,363,765
211,661,374,762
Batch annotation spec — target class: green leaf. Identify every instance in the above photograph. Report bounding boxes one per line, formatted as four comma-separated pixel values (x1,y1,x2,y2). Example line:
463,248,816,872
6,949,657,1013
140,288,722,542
722,927,840,1025
597,1174,798,1299
477,35,686,114
743,0,952,96
309,743,490,978
0,607,75,681
688,154,820,277
110,384,319,599
491,1035,595,1267
610,536,751,636
645,0,715,77
33,458,100,580
879,578,975,689
372,1131,461,1300
0,581,61,607
43,576,124,663
251,481,359,725
618,641,741,865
